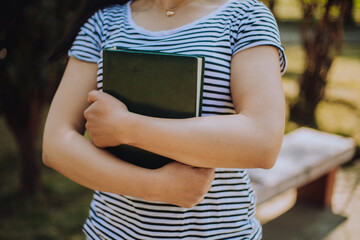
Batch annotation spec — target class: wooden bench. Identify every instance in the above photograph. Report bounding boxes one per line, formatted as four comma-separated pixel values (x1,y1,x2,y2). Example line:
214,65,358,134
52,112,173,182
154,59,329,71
247,127,356,207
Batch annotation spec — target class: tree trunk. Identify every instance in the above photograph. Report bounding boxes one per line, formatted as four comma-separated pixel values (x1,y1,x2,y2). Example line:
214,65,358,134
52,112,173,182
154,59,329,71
290,70,329,126
4,94,44,195
269,0,275,12
344,0,354,24
290,0,347,125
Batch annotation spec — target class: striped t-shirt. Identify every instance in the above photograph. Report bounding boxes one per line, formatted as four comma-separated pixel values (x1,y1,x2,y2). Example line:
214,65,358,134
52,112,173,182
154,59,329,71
69,0,287,239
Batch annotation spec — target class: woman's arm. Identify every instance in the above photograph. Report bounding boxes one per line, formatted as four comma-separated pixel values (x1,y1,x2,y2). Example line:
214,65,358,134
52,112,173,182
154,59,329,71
42,57,215,208
85,45,286,169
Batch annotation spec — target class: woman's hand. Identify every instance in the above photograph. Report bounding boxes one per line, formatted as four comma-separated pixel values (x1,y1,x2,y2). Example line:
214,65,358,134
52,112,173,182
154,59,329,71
149,161,215,208
84,90,131,148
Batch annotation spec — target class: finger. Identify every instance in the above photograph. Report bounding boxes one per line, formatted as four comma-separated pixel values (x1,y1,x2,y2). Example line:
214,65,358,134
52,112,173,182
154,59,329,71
83,103,95,120
196,196,205,205
84,107,90,120
88,90,100,103
206,172,215,188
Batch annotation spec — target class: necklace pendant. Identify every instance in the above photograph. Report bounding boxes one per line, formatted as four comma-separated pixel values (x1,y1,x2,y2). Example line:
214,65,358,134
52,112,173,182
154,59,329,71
166,10,175,17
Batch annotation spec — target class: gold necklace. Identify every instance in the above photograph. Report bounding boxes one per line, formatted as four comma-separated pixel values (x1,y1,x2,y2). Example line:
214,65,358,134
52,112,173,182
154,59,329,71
156,0,196,17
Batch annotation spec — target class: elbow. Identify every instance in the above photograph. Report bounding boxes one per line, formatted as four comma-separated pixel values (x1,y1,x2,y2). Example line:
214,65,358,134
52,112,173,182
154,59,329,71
254,143,281,170
259,154,278,169
42,145,53,168
42,137,55,168
42,120,58,168
254,129,284,170
42,128,64,169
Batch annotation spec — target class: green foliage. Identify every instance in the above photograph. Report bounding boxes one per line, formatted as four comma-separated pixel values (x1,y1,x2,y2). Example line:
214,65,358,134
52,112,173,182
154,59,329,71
0,0,80,111
270,0,360,22
283,43,360,145
0,154,93,240
298,0,344,19
0,117,93,239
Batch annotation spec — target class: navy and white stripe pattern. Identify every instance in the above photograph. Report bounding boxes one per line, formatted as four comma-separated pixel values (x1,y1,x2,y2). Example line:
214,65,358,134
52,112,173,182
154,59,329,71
69,0,287,239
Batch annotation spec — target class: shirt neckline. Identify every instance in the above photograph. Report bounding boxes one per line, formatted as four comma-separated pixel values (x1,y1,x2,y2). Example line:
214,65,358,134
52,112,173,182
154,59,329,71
126,0,233,36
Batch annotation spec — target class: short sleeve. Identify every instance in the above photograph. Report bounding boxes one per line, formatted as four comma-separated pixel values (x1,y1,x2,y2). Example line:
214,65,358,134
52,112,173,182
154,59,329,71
232,1,287,74
68,10,104,63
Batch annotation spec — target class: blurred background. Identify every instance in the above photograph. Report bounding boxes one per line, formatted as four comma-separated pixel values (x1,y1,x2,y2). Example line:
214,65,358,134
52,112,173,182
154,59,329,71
0,0,359,239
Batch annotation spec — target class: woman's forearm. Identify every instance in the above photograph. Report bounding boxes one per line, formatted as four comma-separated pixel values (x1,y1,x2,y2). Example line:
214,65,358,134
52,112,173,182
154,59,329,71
126,112,283,169
85,92,284,169
85,89,284,169
43,126,215,208
42,128,153,198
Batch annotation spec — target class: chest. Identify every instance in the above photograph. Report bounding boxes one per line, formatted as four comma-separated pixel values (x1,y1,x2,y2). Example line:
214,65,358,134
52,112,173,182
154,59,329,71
130,0,229,32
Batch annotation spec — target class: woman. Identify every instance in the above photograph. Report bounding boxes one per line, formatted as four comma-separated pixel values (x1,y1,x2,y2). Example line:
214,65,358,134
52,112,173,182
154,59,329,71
43,0,287,239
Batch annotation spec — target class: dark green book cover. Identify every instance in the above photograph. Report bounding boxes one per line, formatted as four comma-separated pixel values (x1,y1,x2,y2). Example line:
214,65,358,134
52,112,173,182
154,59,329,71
102,48,204,169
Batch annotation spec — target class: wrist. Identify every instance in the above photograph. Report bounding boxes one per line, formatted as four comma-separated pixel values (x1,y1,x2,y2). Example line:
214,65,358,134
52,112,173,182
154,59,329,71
115,110,142,146
122,112,151,148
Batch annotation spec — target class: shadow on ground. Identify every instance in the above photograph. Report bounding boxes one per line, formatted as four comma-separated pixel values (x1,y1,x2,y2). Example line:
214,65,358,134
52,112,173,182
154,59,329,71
262,203,347,240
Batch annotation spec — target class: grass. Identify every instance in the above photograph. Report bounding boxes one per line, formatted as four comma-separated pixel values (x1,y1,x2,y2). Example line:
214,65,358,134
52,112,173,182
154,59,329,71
0,117,93,240
0,164,93,240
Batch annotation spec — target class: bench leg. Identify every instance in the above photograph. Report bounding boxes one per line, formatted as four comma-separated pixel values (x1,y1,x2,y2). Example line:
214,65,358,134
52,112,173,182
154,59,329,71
296,168,337,208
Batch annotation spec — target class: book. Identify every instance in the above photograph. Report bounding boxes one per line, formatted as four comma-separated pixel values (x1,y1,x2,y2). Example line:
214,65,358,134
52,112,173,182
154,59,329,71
102,48,205,169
